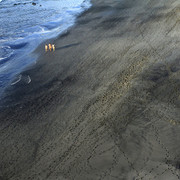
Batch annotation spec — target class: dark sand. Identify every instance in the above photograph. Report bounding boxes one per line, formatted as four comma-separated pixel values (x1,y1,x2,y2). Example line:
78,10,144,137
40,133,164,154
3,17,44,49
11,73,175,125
0,0,180,179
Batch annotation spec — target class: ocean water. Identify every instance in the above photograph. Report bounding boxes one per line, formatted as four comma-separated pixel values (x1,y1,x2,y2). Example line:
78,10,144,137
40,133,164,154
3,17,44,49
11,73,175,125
0,0,91,97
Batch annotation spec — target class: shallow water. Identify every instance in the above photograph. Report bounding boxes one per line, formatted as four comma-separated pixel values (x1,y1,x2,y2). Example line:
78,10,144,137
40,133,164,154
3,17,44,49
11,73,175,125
0,0,91,97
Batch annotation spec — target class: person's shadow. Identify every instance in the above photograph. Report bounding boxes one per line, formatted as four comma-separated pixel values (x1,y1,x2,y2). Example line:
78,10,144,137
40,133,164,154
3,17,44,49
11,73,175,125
56,42,81,50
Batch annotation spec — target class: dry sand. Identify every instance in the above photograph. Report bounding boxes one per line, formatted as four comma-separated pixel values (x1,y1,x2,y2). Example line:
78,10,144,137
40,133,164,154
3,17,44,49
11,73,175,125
0,0,180,179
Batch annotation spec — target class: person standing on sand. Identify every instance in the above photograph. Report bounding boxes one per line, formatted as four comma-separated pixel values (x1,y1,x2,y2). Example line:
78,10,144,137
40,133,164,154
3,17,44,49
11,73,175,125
45,44,48,52
49,44,52,51
52,44,55,51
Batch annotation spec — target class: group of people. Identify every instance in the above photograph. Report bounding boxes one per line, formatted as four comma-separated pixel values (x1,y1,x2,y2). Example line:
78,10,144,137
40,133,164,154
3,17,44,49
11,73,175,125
45,44,55,52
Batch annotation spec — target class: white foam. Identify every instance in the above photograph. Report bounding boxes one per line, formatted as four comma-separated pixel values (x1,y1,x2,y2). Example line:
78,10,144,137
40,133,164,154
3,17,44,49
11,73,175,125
0,46,13,61
0,57,5,61
26,75,31,84
0,39,7,43
11,74,22,85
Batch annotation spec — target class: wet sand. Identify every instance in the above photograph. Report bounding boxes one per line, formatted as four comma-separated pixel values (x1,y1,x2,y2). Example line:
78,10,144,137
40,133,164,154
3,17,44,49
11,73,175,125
0,0,180,179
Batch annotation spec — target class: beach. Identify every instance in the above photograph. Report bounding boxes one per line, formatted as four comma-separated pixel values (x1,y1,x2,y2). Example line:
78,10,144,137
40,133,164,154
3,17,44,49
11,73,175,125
0,0,180,179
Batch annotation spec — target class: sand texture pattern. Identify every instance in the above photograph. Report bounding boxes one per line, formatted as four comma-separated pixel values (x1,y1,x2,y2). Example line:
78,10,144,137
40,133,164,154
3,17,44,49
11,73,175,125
0,0,180,179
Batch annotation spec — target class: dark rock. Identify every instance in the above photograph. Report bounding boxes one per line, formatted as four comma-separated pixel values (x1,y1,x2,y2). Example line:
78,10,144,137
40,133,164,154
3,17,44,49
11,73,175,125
32,2,36,6
14,3,25,6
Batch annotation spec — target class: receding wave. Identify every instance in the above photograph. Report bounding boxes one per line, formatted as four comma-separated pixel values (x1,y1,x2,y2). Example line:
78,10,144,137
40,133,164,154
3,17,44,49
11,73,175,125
0,46,14,65
11,74,22,86
9,42,28,49
42,22,61,30
0,55,13,65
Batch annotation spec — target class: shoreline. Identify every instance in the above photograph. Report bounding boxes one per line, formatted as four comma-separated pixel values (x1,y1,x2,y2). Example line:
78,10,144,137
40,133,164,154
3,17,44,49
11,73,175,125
0,0,180,179
0,0,91,100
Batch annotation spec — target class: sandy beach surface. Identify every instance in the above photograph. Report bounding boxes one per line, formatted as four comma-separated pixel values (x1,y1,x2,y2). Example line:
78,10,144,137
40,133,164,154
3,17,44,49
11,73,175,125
0,0,180,179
